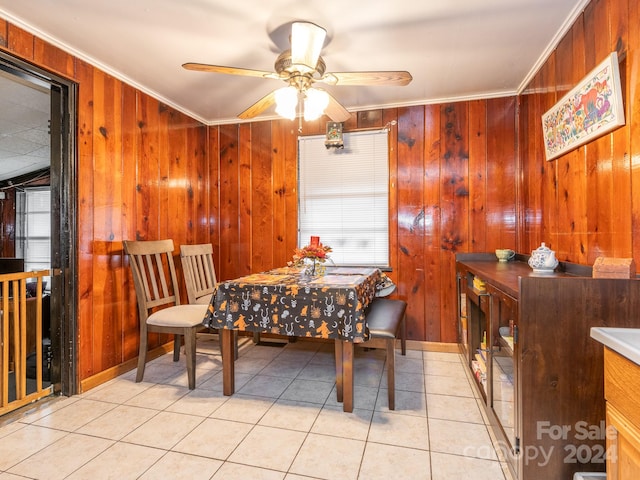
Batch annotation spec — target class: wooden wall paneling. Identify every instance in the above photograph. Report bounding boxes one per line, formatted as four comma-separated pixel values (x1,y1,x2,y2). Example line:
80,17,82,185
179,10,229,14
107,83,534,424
554,24,589,263
584,0,615,261
539,53,560,252
271,120,293,266
630,0,640,261
280,122,299,261
218,124,240,281
237,123,253,276
250,121,275,273
383,108,400,277
91,70,124,370
166,108,190,250
33,38,74,78
121,84,139,361
156,103,171,243
357,110,383,129
208,126,221,275
486,97,517,250
440,102,470,342
422,104,442,341
468,100,488,252
396,106,426,340
7,24,33,60
185,122,207,245
76,60,95,381
609,0,633,257
0,18,7,47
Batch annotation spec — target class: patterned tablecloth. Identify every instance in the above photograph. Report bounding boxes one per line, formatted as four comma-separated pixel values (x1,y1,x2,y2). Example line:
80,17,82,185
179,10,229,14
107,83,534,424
203,266,381,343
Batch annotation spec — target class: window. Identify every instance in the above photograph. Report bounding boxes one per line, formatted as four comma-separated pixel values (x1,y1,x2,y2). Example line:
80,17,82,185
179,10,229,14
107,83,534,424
16,187,51,284
298,130,389,267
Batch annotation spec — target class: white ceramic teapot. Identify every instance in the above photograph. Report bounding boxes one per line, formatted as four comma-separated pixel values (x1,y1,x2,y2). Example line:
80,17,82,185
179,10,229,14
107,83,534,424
528,242,558,273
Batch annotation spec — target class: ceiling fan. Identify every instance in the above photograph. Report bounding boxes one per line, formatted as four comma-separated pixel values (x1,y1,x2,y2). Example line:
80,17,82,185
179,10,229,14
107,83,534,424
182,21,412,122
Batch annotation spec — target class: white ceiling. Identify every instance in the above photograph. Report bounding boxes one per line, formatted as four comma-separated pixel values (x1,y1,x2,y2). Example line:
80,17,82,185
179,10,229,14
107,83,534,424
0,0,589,126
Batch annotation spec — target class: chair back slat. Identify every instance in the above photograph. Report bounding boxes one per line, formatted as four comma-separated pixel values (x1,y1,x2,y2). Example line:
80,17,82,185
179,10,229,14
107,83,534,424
124,240,181,318
180,244,217,304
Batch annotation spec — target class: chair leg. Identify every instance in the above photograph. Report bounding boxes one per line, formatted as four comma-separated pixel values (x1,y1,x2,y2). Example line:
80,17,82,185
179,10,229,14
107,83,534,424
386,337,396,410
184,328,197,390
172,334,181,362
136,331,148,383
400,315,406,356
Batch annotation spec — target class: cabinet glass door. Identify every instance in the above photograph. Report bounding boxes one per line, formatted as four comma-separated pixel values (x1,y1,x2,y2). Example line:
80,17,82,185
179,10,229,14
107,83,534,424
488,286,517,452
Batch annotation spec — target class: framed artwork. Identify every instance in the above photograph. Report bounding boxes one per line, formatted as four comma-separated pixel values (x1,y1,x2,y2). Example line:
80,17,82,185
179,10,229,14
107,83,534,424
541,52,625,161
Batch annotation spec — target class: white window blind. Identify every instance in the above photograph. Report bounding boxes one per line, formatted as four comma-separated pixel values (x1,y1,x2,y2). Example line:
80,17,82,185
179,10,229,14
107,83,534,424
16,187,51,278
298,130,389,267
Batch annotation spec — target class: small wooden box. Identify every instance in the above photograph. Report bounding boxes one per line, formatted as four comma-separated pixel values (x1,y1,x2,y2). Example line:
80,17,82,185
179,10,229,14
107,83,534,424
593,257,636,279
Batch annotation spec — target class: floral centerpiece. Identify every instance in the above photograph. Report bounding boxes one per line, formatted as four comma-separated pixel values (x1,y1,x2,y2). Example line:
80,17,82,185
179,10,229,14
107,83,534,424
289,242,332,276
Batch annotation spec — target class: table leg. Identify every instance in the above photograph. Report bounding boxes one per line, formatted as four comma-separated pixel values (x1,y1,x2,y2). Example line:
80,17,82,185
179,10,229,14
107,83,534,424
334,339,354,412
334,339,343,402
342,341,354,412
222,328,235,395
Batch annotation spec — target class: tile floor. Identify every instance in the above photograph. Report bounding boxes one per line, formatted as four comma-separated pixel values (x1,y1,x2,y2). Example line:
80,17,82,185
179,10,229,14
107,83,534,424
0,336,513,480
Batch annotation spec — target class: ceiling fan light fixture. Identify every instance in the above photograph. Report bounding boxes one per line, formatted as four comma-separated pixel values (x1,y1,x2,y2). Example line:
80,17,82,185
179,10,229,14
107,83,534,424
275,86,298,120
291,22,326,72
303,88,329,121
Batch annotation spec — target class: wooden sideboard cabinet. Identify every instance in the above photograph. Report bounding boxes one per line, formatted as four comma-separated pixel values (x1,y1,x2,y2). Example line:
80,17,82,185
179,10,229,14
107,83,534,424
455,253,640,480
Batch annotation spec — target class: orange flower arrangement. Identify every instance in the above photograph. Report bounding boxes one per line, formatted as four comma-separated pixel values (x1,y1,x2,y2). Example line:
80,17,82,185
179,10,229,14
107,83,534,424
289,242,332,275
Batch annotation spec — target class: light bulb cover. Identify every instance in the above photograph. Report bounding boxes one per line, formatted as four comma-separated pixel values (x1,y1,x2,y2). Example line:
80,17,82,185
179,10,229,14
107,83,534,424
275,86,298,120
303,88,329,121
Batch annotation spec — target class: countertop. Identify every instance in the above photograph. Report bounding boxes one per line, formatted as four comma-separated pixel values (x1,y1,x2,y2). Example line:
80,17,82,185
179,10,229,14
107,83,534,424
591,327,640,366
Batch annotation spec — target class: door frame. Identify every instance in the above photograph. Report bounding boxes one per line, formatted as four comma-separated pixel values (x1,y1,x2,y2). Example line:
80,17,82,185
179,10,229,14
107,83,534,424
0,51,78,396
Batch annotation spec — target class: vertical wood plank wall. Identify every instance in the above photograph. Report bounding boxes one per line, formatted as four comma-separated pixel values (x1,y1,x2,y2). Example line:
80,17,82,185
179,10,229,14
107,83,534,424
519,0,640,264
3,0,638,386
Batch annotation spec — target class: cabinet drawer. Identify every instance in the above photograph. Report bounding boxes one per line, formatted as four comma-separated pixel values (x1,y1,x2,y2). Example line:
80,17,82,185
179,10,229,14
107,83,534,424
604,347,640,427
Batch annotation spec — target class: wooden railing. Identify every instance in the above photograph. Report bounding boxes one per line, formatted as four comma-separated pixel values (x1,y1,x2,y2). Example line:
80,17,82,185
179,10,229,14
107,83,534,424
0,270,52,416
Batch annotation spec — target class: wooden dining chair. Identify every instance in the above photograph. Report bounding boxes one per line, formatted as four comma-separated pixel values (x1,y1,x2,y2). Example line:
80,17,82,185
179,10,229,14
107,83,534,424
180,243,238,358
124,239,208,390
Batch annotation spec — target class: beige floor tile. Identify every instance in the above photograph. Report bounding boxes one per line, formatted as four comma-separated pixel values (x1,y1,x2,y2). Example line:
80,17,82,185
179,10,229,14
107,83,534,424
368,411,430,450
260,358,308,378
424,374,475,398
374,388,427,416
425,359,466,378
198,370,254,391
424,352,463,363
0,425,68,471
122,411,204,449
138,451,223,480
0,472,33,479
124,383,191,410
172,418,252,460
0,420,27,438
311,405,373,441
297,362,337,383
259,399,322,432
430,451,506,480
228,425,306,471
31,398,117,432
212,461,286,479
324,385,379,411
395,356,425,374
165,387,230,417
280,378,334,404
426,393,484,424
290,433,365,480
65,441,165,480
358,442,431,480
8,432,113,480
209,393,274,424
428,418,497,460
76,404,158,440
381,371,425,393
237,374,293,398
233,356,274,374
81,378,153,404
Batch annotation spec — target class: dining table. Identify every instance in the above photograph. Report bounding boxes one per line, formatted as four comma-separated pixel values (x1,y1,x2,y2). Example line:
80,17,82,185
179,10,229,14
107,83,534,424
203,265,382,412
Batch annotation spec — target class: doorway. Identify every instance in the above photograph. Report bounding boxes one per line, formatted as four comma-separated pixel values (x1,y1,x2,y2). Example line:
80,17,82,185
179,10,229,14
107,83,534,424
0,52,77,408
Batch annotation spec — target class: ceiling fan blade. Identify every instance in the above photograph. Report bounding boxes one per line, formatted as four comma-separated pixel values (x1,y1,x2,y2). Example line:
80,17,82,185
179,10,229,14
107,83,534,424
182,62,280,79
237,90,278,119
324,91,351,123
320,71,413,87
290,22,326,72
